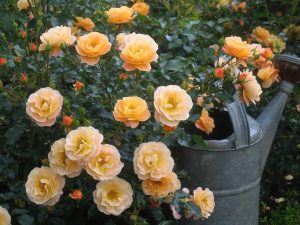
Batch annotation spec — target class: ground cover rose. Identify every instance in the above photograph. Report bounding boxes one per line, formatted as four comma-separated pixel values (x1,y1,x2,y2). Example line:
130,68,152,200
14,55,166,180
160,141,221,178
25,167,65,206
192,187,215,219
154,85,193,127
48,138,82,178
17,0,34,10
0,206,11,225
257,62,280,88
132,2,150,16
74,17,95,31
26,87,63,127
106,6,134,24
133,142,174,180
86,144,124,181
39,26,76,57
251,26,270,43
93,177,133,216
75,32,111,65
65,126,103,162
113,96,151,128
195,109,215,134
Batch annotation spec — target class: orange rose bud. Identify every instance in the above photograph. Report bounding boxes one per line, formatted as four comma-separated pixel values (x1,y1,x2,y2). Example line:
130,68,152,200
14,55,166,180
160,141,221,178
63,115,73,126
69,189,83,200
20,30,27,38
119,73,128,80
28,12,34,20
163,124,177,132
0,58,7,66
239,19,245,27
215,68,224,79
261,48,273,59
239,2,246,10
74,80,84,91
20,73,27,82
15,57,21,63
30,43,37,52
149,199,161,208
239,72,247,81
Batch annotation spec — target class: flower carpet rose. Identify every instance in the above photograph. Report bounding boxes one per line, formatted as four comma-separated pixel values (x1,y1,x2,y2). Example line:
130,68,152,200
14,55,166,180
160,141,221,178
239,70,262,105
142,172,181,198
113,96,151,128
76,32,111,65
25,167,65,206
257,62,280,88
39,26,76,57
74,17,95,31
26,87,63,127
17,0,34,11
0,206,11,225
132,2,150,16
48,138,82,178
133,142,174,180
195,109,215,134
223,36,253,65
154,85,193,127
105,6,134,24
251,26,271,43
86,144,124,181
192,187,215,219
65,126,103,162
93,177,133,216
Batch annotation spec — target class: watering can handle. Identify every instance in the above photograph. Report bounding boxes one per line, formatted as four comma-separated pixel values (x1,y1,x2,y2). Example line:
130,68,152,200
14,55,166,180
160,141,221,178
226,95,250,149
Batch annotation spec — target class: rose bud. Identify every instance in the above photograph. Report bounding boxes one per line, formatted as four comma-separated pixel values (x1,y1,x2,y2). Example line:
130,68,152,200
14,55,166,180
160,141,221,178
20,30,27,39
30,43,37,52
69,189,83,200
15,57,21,63
119,73,128,80
63,115,73,126
73,81,84,91
20,73,27,82
0,58,7,66
214,68,224,79
163,124,177,133
261,48,273,59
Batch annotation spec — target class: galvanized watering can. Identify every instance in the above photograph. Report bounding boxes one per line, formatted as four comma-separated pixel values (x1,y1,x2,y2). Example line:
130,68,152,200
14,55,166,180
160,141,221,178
174,55,300,225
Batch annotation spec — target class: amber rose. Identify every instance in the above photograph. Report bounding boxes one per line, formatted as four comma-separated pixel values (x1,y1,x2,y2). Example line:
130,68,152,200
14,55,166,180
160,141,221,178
113,96,151,128
154,85,193,127
106,6,134,24
17,0,34,10
120,34,158,71
251,26,270,43
39,26,76,57
257,62,280,88
26,87,63,127
195,109,215,134
76,32,111,65
74,17,95,31
133,142,174,180
25,167,65,206
86,144,124,181
264,34,286,53
192,187,215,219
142,172,181,198
65,126,104,162
223,36,252,66
93,177,133,216
48,138,82,178
239,70,262,105
0,206,11,225
132,2,150,16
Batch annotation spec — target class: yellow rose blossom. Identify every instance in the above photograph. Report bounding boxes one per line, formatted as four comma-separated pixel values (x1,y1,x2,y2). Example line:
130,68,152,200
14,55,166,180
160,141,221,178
154,85,193,127
195,109,215,135
93,177,133,216
113,96,151,128
192,187,215,219
132,2,150,16
65,126,104,162
251,26,270,43
257,62,280,88
86,144,124,181
223,36,253,66
26,87,63,127
116,33,158,51
263,34,286,54
133,142,174,180
0,206,11,225
48,138,82,178
120,35,159,71
105,6,134,24
17,0,34,11
25,167,65,206
76,32,111,65
239,70,262,105
142,172,181,198
74,17,95,32
39,26,76,57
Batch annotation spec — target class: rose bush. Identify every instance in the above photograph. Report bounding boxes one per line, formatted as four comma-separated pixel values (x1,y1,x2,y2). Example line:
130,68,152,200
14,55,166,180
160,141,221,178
0,0,299,225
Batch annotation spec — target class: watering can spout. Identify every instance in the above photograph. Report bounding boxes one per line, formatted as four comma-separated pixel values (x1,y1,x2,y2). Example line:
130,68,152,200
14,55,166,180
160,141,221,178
257,81,294,172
